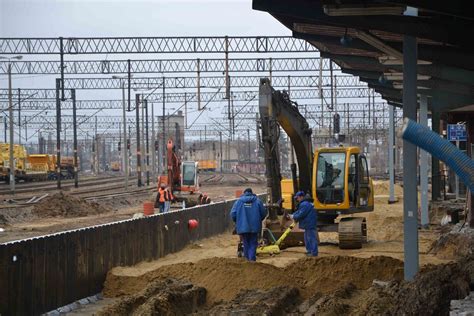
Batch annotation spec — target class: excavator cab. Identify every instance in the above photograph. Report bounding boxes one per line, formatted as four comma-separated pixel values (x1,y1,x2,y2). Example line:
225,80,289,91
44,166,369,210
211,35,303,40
181,161,199,191
313,147,374,214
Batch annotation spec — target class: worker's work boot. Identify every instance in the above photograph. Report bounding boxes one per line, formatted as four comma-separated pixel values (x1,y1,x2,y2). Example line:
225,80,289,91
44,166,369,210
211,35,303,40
237,241,244,257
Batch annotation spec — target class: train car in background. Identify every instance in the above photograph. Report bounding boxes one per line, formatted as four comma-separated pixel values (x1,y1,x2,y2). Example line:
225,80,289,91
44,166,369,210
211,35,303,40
111,161,121,171
0,144,81,183
197,160,217,172
0,144,28,182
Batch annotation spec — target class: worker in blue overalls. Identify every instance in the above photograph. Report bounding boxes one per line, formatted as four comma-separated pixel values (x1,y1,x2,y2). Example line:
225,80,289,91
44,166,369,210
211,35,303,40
230,188,267,261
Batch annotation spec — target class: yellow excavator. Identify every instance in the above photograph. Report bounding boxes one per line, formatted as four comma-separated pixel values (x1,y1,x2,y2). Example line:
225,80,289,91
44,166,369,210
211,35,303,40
258,78,374,250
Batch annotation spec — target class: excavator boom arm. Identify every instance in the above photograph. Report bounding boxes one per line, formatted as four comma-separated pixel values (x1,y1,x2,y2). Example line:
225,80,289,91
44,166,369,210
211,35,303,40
259,78,313,218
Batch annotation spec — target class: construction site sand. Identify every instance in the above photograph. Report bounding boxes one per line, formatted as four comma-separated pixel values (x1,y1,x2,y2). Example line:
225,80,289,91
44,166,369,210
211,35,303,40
373,180,403,196
94,180,468,314
104,256,404,305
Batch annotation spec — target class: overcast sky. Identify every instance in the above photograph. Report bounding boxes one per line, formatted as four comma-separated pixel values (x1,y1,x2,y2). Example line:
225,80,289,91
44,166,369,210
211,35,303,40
0,0,316,142
0,1,383,144
1,0,290,37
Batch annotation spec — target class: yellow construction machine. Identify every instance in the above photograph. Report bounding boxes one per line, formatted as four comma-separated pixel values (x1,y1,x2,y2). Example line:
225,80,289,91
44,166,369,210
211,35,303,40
0,143,28,182
257,222,296,255
258,78,374,250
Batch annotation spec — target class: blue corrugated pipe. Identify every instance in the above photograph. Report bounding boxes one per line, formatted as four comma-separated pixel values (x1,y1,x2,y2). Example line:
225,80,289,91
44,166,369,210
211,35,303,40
401,118,474,192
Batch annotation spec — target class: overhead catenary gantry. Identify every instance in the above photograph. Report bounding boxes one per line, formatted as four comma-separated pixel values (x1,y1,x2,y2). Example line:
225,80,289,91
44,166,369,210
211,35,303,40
1,34,391,189
0,86,377,104
0,36,317,54
0,36,384,131
0,74,367,93
0,57,331,74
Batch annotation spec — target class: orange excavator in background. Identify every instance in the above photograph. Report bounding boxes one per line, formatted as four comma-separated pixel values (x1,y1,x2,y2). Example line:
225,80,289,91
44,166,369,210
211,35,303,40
154,139,210,207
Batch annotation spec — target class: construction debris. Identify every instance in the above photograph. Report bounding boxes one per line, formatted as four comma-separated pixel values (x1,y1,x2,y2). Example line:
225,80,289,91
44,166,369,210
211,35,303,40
429,223,474,259
99,279,206,315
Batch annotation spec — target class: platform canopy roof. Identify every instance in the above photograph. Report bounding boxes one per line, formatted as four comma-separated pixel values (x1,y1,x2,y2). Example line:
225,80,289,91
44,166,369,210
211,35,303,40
253,0,474,112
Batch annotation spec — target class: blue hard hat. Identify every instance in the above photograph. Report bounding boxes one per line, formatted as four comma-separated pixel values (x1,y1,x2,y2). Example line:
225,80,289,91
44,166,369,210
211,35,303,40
294,191,305,198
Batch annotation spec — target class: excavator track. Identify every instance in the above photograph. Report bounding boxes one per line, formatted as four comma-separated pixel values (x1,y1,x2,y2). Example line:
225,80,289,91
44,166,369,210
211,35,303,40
338,217,367,249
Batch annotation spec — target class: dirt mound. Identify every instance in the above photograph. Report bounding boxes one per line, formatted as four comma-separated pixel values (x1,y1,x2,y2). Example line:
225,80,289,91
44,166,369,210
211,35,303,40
287,256,404,296
99,278,206,315
373,180,403,196
383,262,471,315
32,192,112,218
103,255,474,315
429,232,474,260
298,260,471,315
205,287,299,315
104,256,404,305
105,257,292,304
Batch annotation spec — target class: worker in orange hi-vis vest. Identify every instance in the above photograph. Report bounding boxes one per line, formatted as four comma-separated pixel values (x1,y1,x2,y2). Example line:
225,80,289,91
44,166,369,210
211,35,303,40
163,186,174,213
157,183,167,213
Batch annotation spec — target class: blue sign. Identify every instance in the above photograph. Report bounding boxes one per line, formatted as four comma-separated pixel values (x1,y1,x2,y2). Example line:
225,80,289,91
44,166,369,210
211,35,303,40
447,124,467,141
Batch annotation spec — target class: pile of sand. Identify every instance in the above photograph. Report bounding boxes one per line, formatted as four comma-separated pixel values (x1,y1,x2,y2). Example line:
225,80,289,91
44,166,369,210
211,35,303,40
104,257,292,304
373,180,403,196
102,252,474,315
104,256,404,305
290,256,403,296
32,192,113,218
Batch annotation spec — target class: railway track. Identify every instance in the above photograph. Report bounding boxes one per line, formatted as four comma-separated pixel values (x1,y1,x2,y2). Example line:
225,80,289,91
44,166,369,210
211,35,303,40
0,175,97,190
201,174,224,184
0,175,135,196
201,173,264,185
0,183,153,209
236,173,263,184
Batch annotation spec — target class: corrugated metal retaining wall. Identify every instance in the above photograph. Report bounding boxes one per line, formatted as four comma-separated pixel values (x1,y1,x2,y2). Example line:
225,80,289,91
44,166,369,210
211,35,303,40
0,196,263,315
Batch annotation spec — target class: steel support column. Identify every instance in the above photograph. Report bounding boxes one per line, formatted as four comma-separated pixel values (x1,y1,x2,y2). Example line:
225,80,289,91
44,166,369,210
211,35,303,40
162,79,166,172
136,94,142,187
55,78,61,189
122,82,128,191
72,89,78,188
219,131,223,172
145,99,150,186
17,88,21,145
60,37,65,101
151,101,156,182
420,95,429,228
127,59,131,112
197,59,201,110
402,32,419,281
8,64,14,194
431,110,441,200
388,104,396,203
